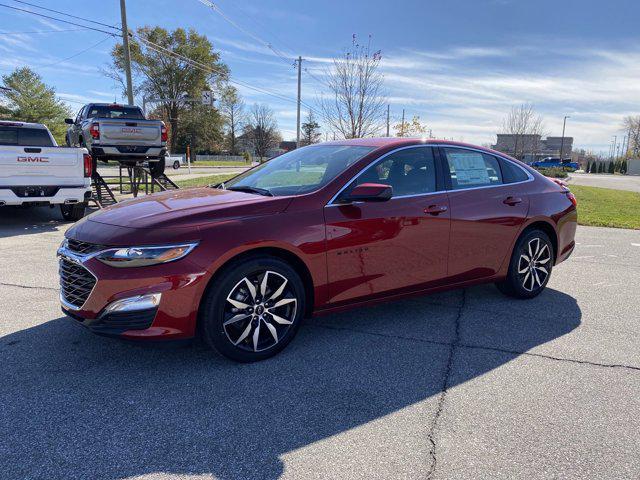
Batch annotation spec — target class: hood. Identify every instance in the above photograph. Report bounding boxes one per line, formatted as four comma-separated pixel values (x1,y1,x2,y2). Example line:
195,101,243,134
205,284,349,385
85,187,291,229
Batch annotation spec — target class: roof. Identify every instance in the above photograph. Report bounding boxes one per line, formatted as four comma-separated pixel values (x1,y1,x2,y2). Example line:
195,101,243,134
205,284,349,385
320,137,518,160
0,120,47,129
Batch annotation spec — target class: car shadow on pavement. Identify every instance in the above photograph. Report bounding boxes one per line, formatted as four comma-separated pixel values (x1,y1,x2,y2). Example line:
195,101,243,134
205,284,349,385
0,206,71,238
0,286,580,479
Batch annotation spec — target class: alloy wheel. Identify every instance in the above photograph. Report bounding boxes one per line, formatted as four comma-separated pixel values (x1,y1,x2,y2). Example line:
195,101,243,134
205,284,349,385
517,237,551,292
223,270,297,352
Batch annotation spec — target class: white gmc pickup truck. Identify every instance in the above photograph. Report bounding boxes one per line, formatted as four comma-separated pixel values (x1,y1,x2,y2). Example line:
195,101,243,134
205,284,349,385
0,121,92,221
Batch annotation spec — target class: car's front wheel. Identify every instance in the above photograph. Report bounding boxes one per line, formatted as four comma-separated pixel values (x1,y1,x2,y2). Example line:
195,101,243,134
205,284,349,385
496,229,554,299
200,256,306,362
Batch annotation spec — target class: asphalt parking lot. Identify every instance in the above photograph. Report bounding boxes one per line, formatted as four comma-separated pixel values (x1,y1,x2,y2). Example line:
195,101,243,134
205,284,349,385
1,207,639,479
568,172,640,192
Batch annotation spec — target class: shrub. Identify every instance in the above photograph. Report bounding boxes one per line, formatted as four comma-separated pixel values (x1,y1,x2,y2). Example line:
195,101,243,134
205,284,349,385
608,161,615,174
590,162,598,173
534,167,568,178
242,151,252,163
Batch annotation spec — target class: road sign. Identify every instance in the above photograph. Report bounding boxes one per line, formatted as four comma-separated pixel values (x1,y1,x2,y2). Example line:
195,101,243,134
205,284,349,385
201,91,213,106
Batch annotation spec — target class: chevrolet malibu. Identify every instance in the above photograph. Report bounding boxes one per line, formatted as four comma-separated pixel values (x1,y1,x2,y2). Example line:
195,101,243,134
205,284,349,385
59,138,577,362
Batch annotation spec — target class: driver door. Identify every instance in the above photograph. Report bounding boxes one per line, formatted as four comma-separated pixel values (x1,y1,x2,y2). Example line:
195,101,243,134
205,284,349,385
323,146,450,305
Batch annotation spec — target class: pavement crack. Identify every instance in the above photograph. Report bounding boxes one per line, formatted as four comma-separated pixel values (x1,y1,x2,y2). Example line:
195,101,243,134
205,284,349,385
424,289,465,479
0,282,59,291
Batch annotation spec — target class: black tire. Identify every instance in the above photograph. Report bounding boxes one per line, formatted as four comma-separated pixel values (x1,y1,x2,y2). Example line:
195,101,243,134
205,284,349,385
496,229,554,299
60,202,87,222
65,135,71,147
148,156,166,178
200,256,306,362
173,160,180,169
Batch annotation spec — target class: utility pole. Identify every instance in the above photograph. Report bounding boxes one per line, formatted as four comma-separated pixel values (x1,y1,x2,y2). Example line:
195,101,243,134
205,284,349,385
400,108,405,137
385,105,390,136
295,56,302,148
119,0,134,106
559,115,569,160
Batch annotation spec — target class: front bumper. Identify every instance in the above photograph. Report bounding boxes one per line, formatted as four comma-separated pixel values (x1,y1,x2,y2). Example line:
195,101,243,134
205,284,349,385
58,244,209,341
0,186,91,206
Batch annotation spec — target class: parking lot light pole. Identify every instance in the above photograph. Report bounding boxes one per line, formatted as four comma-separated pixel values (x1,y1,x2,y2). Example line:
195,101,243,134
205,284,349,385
559,115,569,161
120,0,134,106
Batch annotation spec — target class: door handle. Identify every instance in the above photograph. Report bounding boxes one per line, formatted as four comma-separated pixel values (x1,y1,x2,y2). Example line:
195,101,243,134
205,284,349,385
424,204,448,215
503,196,523,206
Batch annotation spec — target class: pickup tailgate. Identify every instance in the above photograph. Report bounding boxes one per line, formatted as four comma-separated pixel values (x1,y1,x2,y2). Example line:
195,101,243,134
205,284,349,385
99,119,161,144
0,146,86,186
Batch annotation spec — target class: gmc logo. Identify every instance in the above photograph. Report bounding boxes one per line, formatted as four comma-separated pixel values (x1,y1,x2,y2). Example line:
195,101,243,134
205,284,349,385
121,127,142,134
17,156,49,163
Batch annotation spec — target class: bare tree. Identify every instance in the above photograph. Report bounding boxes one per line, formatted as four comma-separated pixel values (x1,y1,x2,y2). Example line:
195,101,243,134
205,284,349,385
300,110,321,145
501,103,545,160
622,115,640,157
220,86,246,155
320,36,386,138
246,104,281,160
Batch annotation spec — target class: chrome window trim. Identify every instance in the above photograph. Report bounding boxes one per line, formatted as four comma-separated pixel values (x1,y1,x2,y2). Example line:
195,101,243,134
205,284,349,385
326,144,534,207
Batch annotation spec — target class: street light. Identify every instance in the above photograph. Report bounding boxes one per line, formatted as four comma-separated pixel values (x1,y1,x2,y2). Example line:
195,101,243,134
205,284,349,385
559,115,570,161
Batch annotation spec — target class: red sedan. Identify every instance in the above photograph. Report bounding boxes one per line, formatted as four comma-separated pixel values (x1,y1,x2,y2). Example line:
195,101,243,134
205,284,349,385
59,138,577,362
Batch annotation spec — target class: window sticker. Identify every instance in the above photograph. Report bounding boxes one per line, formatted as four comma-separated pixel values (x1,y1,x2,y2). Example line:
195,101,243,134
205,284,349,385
448,152,490,185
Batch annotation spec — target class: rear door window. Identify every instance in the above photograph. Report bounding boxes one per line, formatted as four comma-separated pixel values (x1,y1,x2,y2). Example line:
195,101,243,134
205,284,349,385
499,158,530,183
0,127,53,146
443,148,502,189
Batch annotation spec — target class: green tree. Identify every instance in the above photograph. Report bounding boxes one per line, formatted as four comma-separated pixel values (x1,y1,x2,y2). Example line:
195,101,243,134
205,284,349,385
0,67,71,144
219,86,246,155
173,103,224,154
107,26,229,149
300,110,321,145
608,161,615,174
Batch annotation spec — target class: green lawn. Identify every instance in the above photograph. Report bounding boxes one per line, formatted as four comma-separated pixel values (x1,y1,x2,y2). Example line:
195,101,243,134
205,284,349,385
174,174,236,188
570,185,640,230
191,160,250,167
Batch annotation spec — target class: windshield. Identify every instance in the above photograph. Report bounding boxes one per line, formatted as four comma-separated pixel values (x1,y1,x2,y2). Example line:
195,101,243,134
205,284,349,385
88,105,145,119
222,145,376,196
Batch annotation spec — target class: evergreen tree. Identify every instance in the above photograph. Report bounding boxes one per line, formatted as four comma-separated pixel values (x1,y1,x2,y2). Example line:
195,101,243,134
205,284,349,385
0,67,71,144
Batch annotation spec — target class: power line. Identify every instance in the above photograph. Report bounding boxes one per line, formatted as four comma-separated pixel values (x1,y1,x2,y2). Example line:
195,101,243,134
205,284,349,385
0,3,118,36
37,35,113,68
134,33,321,115
11,0,119,30
196,0,296,67
0,28,88,34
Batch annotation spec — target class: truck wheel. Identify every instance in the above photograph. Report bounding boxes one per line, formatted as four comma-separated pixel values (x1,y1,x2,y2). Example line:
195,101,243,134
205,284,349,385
149,156,166,178
60,202,87,222
65,136,71,147
173,160,180,169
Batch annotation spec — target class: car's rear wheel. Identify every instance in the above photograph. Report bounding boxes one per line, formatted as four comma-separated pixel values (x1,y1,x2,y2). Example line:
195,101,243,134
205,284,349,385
173,160,180,169
60,202,87,222
200,256,306,362
496,229,553,299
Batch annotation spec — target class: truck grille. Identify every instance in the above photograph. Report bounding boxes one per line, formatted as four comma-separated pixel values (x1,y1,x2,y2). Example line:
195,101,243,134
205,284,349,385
59,257,96,308
67,239,106,255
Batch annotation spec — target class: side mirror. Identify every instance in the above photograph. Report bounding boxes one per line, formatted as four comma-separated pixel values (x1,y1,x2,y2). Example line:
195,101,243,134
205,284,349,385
64,118,74,125
347,183,393,202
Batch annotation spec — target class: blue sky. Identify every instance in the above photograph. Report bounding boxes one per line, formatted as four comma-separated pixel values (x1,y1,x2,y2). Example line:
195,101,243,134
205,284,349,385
1,0,639,153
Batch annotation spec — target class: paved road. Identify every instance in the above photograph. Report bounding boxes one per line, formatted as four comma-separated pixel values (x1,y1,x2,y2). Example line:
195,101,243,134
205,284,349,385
567,172,640,192
0,207,639,479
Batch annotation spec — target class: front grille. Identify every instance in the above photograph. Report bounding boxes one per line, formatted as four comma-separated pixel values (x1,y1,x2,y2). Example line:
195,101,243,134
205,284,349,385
59,257,96,308
67,239,106,255
11,186,59,198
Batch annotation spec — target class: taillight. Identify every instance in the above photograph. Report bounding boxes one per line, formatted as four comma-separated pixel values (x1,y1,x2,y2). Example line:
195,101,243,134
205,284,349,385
566,191,577,207
83,153,93,178
89,122,100,140
161,123,167,142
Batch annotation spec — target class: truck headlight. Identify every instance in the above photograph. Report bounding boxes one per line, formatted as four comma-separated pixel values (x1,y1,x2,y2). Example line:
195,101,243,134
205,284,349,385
95,243,198,268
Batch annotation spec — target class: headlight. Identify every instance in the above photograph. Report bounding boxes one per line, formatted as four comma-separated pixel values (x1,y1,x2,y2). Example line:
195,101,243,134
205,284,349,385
95,243,198,268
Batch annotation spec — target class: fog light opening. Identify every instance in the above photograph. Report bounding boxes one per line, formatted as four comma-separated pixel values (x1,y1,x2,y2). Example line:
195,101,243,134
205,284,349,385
104,293,162,314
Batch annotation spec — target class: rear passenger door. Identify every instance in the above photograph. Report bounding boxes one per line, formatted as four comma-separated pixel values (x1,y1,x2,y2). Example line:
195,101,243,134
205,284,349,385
439,147,531,281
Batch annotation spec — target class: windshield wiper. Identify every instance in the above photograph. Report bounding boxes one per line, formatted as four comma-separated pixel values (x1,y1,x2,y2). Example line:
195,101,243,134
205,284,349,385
227,186,273,196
